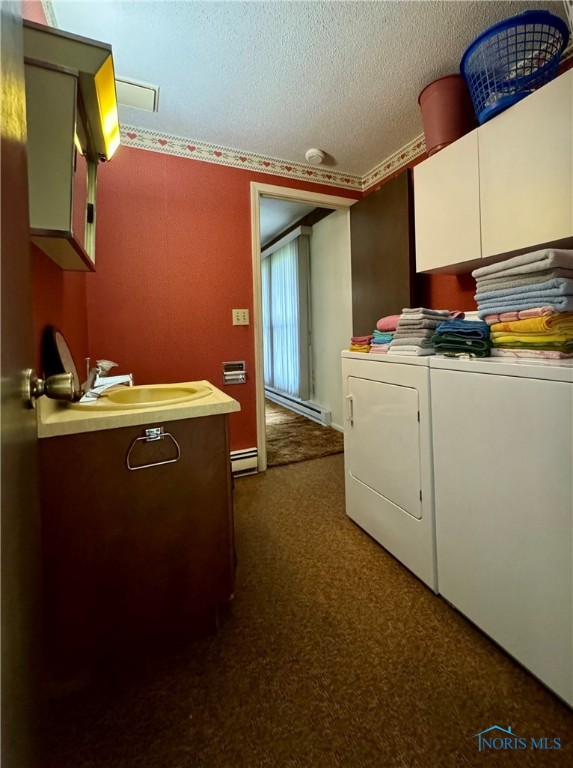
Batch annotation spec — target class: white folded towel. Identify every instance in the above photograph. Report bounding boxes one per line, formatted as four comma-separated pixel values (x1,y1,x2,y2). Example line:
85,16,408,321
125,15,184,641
472,249,573,280
388,346,435,356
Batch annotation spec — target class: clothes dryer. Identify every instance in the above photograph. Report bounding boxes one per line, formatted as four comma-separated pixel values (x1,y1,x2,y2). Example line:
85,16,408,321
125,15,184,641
341,351,437,591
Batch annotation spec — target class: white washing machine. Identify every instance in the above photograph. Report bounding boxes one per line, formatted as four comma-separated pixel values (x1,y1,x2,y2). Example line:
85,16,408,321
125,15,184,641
341,351,437,591
430,355,573,706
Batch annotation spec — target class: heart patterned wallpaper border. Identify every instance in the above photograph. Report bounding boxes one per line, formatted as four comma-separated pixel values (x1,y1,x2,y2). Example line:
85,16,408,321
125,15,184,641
120,125,427,192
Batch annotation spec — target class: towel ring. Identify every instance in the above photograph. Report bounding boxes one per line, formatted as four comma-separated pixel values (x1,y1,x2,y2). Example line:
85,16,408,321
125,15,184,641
126,426,181,471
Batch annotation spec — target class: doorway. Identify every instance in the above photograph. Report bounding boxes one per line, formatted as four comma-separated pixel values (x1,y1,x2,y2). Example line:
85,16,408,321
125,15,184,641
250,182,355,471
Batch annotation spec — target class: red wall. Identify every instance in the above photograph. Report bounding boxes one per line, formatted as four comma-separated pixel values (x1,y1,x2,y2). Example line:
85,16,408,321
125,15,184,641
31,245,89,375
90,148,358,450
22,0,45,24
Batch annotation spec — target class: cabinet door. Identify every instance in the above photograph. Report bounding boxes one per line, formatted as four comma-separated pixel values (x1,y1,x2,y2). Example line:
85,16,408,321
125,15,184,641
39,415,234,673
350,170,414,336
414,129,481,273
479,71,573,258
346,376,422,519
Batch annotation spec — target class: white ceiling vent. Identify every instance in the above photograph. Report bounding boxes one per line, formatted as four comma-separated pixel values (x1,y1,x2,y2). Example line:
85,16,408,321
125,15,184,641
115,78,159,112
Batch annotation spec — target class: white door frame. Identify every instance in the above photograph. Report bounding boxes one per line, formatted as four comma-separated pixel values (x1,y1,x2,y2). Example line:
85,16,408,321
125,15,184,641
250,181,356,471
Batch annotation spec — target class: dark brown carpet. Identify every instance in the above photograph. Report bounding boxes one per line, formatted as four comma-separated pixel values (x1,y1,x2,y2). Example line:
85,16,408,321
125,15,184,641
42,455,573,767
265,398,344,467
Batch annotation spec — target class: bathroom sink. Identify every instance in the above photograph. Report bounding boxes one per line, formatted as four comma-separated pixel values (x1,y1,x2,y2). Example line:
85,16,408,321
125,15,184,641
69,383,213,411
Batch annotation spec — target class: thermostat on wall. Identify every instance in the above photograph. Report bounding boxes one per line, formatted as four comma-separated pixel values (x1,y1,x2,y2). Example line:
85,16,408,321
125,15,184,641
223,361,246,385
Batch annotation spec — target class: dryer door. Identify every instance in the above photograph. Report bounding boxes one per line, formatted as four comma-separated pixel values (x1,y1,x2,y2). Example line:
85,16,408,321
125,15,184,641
346,376,422,519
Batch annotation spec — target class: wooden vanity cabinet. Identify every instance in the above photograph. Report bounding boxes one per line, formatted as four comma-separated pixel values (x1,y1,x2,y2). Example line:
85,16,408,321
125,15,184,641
39,414,235,675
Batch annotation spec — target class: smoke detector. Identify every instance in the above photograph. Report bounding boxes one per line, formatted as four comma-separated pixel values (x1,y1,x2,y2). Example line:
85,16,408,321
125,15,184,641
305,148,325,165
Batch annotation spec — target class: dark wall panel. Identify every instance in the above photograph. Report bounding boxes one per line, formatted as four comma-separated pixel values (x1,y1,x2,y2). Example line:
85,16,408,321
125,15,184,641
350,170,414,336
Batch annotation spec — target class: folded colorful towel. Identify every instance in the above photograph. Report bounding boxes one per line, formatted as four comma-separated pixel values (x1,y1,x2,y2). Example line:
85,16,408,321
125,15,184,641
349,344,370,353
436,349,491,358
372,330,394,342
434,334,491,347
369,345,390,354
351,335,373,344
491,348,573,360
434,320,490,338
492,340,573,352
490,331,573,345
489,313,573,334
433,336,491,353
472,249,573,280
376,315,401,332
371,336,393,344
483,307,556,325
477,296,573,318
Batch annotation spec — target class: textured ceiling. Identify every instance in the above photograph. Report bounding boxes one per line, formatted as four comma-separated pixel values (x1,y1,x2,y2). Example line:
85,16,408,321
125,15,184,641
260,198,316,247
50,0,568,176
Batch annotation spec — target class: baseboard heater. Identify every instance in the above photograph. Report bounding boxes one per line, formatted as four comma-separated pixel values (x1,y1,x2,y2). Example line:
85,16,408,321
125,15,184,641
265,388,331,426
230,447,258,476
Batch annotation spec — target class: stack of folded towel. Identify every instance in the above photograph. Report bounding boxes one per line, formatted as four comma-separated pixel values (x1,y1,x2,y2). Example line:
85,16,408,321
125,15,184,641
487,310,573,360
369,330,394,354
388,308,451,356
369,315,400,355
472,249,573,359
432,319,492,358
349,334,373,353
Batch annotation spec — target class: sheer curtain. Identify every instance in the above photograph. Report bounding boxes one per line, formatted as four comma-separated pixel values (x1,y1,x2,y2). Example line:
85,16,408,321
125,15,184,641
261,256,272,387
261,234,310,399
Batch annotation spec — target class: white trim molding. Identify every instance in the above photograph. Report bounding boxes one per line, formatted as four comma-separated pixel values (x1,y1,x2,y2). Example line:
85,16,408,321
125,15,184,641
265,388,331,427
261,225,312,260
121,126,363,191
41,0,57,27
250,182,355,472
120,125,427,192
362,134,426,190
120,124,425,193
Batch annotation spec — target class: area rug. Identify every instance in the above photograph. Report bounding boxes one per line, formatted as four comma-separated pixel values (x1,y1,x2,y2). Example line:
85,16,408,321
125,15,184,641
265,398,344,467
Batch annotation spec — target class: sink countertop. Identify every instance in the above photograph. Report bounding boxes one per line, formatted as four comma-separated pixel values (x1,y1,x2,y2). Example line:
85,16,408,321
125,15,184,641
37,380,241,438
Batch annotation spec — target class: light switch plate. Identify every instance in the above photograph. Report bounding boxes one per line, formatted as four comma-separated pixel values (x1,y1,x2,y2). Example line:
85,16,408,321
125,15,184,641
232,309,249,326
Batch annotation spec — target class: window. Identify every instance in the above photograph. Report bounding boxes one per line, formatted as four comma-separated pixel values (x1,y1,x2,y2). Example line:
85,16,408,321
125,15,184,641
261,230,311,399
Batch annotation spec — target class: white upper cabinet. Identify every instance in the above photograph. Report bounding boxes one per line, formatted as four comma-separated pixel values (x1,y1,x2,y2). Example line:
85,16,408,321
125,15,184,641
415,70,573,273
414,130,481,273
479,70,573,259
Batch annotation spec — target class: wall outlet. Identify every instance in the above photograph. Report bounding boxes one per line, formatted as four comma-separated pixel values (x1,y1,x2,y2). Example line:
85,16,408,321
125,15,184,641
232,309,249,326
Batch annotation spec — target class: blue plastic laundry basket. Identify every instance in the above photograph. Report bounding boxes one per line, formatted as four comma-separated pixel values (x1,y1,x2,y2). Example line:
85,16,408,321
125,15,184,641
460,10,569,124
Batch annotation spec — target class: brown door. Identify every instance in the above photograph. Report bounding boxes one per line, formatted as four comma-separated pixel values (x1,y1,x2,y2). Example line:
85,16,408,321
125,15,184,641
1,2,41,766
350,169,415,336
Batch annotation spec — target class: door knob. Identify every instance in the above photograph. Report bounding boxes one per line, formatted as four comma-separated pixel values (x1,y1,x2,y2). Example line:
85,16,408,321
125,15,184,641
23,369,75,409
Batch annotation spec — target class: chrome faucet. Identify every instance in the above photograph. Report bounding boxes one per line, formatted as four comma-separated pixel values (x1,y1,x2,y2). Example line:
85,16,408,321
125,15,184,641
81,359,133,401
